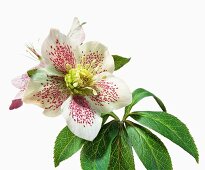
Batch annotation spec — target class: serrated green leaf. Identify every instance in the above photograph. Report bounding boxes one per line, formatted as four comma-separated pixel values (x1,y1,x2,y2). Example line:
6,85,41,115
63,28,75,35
108,125,135,170
131,111,199,162
125,88,166,114
54,126,84,167
80,121,119,170
126,122,172,170
112,55,130,71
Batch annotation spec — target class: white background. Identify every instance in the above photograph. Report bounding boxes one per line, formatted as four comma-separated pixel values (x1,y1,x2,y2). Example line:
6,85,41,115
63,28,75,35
0,0,205,169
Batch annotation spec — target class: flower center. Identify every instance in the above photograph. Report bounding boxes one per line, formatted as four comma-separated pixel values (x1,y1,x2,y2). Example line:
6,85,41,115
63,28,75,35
64,64,97,96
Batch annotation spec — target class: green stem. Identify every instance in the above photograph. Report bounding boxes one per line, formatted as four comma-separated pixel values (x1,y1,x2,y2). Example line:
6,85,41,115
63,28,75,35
123,111,139,121
108,112,120,121
124,120,134,127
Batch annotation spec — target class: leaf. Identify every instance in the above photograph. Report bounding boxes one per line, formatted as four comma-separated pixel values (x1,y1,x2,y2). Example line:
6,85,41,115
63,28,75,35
126,122,172,170
80,121,119,170
131,111,199,162
125,88,166,114
108,125,135,170
112,55,130,71
102,114,109,125
101,112,120,124
27,69,37,77
54,126,84,167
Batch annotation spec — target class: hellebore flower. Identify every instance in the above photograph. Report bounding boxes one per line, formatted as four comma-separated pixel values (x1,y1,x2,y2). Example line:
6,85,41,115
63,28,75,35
18,18,132,141
9,17,83,110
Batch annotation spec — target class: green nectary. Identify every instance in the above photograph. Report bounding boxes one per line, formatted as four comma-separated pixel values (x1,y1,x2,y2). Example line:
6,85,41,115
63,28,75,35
64,64,97,96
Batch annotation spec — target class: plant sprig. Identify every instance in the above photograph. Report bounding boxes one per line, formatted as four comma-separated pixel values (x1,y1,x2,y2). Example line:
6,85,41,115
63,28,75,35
54,56,198,170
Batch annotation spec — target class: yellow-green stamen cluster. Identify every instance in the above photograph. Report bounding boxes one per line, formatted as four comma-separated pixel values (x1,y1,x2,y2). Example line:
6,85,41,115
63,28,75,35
64,64,97,96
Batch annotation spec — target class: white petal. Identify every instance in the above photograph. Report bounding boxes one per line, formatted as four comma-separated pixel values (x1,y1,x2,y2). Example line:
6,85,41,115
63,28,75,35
86,73,132,113
43,108,62,117
61,96,102,141
67,17,85,47
79,41,114,74
23,70,70,117
41,29,77,73
11,74,29,89
14,90,24,99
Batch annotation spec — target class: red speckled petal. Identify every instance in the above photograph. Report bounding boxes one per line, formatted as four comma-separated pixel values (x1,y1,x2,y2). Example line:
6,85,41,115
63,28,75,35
62,96,102,141
86,73,132,113
41,29,77,73
23,72,70,117
79,41,114,74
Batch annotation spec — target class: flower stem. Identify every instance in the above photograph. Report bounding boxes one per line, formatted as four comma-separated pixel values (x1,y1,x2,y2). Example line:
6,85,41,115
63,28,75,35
122,112,130,121
123,111,138,121
108,112,120,121
110,112,120,120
